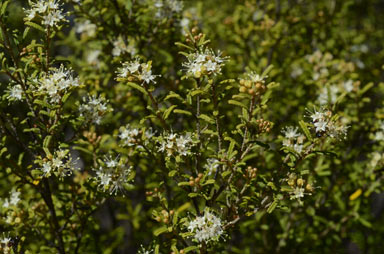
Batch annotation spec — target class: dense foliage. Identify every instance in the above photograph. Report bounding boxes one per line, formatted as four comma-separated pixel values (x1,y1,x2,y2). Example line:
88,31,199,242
0,0,383,253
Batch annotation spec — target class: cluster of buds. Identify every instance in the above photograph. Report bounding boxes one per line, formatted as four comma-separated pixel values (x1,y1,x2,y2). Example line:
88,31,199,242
255,119,272,133
239,72,267,97
4,210,24,225
154,209,175,225
20,47,41,65
189,173,204,187
185,27,203,45
243,166,257,179
145,187,160,197
83,130,101,145
285,173,313,202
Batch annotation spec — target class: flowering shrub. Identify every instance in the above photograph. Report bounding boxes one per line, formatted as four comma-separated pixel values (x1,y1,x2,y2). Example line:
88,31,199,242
0,0,383,253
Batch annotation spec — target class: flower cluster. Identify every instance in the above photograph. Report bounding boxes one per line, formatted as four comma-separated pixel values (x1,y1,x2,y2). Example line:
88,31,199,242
24,0,66,28
308,108,348,139
6,84,23,102
372,120,384,142
187,209,224,243
112,36,137,57
119,125,141,147
238,71,267,96
41,149,76,178
182,49,228,78
75,20,97,38
281,126,305,154
158,132,194,156
318,85,339,105
92,155,132,195
153,0,184,19
0,233,12,254
34,65,79,103
284,173,313,203
2,190,21,209
116,58,159,84
79,95,109,125
204,158,220,175
138,245,154,254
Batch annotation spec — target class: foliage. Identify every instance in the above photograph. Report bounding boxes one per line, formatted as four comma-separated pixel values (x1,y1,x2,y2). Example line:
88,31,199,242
0,0,383,253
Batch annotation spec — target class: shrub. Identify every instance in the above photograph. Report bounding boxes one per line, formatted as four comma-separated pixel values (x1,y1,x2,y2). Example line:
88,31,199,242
0,0,383,253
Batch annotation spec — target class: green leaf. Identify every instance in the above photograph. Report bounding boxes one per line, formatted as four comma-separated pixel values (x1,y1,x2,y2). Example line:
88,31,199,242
126,82,147,94
202,179,215,185
199,114,214,124
153,226,168,236
174,42,194,51
173,109,192,116
183,246,199,253
164,92,184,102
228,99,248,109
299,120,313,141
25,21,45,32
43,135,52,148
163,105,177,120
188,193,199,198
168,170,177,177
23,27,30,40
0,1,9,15
261,65,273,78
191,89,204,96
178,181,190,186
358,82,374,96
267,199,278,213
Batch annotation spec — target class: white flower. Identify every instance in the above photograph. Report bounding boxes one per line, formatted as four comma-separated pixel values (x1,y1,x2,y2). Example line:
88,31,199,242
79,95,110,125
293,143,303,154
187,209,223,243
374,131,384,141
76,20,97,37
343,79,354,92
140,63,157,84
7,84,23,101
313,119,327,132
246,71,265,83
290,187,305,200
290,67,303,78
282,126,300,139
9,190,21,206
2,190,21,209
86,50,101,66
